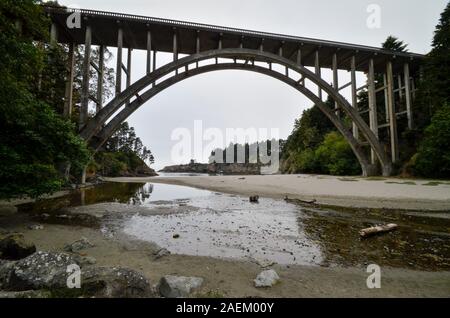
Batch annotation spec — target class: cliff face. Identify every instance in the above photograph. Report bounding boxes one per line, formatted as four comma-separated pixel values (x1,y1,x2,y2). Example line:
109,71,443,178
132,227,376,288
160,163,261,175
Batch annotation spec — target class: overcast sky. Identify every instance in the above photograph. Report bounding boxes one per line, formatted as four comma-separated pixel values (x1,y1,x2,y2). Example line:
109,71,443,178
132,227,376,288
58,0,447,170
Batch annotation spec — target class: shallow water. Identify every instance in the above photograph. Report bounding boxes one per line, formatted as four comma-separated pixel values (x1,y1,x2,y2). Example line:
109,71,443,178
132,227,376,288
18,182,450,270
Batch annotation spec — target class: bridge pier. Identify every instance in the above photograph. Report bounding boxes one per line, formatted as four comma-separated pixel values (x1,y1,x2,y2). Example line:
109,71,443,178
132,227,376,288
63,43,75,118
80,24,92,128
386,61,399,163
350,56,359,140
116,26,123,96
368,58,378,165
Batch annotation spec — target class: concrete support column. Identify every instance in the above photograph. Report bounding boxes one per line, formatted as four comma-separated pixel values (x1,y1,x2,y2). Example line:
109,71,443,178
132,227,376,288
80,25,92,128
196,31,200,68
386,61,399,163
96,45,104,113
383,74,389,123
146,30,152,75
240,36,244,49
315,50,322,100
126,48,132,105
297,48,302,65
404,63,413,129
50,22,58,45
115,27,123,96
332,52,339,116
259,39,264,52
173,29,178,61
63,43,75,118
350,56,359,140
152,50,157,87
398,76,403,101
368,58,378,164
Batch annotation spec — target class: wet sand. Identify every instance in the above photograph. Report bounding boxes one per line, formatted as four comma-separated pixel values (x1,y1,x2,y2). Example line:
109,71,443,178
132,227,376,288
2,221,449,298
106,174,450,211
1,180,449,298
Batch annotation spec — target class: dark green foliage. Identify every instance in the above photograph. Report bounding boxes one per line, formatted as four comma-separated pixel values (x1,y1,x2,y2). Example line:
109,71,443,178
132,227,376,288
415,2,450,129
315,132,361,176
0,0,90,199
382,36,408,52
414,104,450,178
281,98,361,175
94,122,155,177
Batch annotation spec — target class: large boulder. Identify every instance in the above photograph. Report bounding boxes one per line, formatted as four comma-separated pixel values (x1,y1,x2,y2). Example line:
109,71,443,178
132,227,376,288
0,233,36,260
0,290,51,298
159,275,204,298
77,267,155,298
5,251,80,291
254,270,280,288
1,251,155,298
64,237,95,253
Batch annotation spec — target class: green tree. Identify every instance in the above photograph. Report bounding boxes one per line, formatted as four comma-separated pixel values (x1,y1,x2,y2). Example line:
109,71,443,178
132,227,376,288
415,2,450,129
314,132,361,176
0,0,90,199
413,104,450,178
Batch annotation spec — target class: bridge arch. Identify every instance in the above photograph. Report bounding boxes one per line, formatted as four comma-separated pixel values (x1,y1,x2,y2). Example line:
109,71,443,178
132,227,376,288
81,49,392,176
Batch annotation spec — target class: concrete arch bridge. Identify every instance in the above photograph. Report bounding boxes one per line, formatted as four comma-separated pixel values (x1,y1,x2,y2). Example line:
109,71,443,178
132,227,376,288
44,6,425,177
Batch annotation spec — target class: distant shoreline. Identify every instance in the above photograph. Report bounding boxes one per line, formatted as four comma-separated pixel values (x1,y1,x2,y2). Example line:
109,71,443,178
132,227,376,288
105,174,450,211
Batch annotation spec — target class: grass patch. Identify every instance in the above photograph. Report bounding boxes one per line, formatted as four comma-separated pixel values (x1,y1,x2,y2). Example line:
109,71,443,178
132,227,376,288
338,178,359,182
364,177,388,181
385,181,417,185
195,289,226,298
423,181,444,186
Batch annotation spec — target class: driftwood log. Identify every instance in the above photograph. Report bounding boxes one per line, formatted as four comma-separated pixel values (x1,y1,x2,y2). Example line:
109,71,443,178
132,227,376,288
359,224,398,238
284,196,317,205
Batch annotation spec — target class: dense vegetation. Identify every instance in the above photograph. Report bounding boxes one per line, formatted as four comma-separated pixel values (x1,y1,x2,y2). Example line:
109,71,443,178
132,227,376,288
0,0,155,199
0,0,89,199
92,122,155,177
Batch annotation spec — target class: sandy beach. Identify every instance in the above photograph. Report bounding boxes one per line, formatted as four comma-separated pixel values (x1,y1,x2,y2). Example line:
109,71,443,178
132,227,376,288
105,174,450,211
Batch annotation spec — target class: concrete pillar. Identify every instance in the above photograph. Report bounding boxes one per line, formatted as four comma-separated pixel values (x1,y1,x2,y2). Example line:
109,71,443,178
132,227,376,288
383,74,389,123
63,43,75,118
173,29,178,61
115,27,123,96
386,61,399,163
196,31,200,68
196,31,201,53
80,25,92,128
50,22,58,45
126,48,132,105
152,50,156,87
332,52,339,116
218,33,223,50
368,58,378,164
96,45,104,113
315,50,322,100
350,56,359,140
398,76,403,101
146,30,152,75
404,63,413,129
240,36,244,49
259,39,264,52
297,48,302,65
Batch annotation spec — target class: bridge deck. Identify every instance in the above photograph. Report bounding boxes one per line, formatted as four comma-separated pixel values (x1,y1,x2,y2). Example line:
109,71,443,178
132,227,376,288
44,6,424,73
